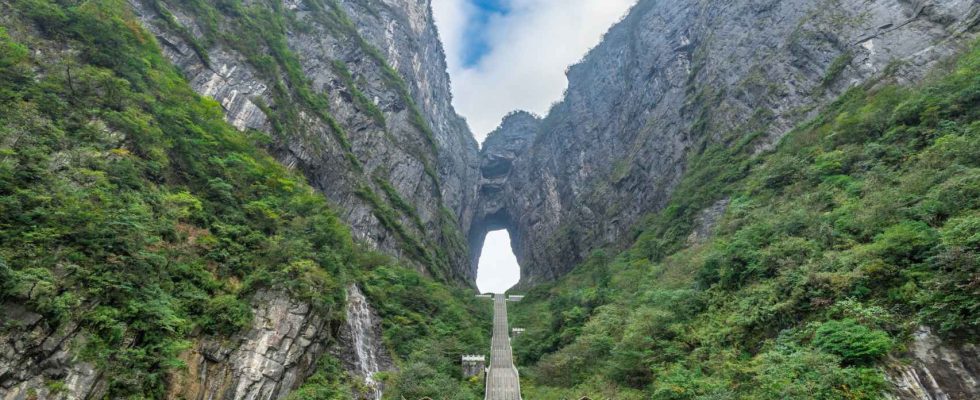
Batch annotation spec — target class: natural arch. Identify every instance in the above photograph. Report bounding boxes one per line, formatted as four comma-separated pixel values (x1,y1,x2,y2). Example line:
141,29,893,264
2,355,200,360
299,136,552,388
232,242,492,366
474,229,520,293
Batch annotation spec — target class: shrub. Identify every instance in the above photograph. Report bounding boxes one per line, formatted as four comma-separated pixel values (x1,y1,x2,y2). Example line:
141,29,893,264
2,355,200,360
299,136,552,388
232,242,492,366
750,343,885,400
870,221,939,265
941,213,980,250
812,319,893,364
201,294,252,336
0,257,11,298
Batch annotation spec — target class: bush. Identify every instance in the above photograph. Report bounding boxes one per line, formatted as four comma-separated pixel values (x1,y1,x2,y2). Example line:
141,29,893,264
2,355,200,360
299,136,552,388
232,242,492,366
0,257,11,298
870,221,939,265
941,213,980,250
200,294,252,336
286,356,352,400
812,319,893,365
750,343,886,400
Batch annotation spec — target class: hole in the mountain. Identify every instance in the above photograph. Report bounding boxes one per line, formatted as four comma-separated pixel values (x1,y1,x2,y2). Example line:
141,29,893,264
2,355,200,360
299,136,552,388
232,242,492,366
476,229,520,294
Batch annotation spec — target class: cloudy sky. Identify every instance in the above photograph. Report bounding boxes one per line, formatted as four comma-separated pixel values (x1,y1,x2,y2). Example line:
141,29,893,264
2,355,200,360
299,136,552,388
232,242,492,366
432,0,636,142
432,0,636,293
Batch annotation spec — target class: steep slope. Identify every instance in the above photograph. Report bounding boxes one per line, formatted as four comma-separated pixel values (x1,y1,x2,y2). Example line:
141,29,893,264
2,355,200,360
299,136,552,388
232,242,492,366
0,1,488,399
129,0,480,283
475,0,980,285
510,38,980,400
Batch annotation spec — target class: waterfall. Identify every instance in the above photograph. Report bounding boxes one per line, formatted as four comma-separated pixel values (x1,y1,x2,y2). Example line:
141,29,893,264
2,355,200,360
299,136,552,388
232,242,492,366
345,284,384,400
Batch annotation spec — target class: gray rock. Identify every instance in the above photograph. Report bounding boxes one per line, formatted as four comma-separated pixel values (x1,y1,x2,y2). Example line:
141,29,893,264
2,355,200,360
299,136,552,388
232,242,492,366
468,111,540,277
886,327,980,400
686,198,731,246
129,0,480,282
159,290,321,400
0,303,104,400
329,284,395,400
471,0,980,286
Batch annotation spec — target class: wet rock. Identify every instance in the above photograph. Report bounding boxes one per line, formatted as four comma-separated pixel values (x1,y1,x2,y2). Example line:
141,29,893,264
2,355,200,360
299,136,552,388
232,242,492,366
330,284,394,400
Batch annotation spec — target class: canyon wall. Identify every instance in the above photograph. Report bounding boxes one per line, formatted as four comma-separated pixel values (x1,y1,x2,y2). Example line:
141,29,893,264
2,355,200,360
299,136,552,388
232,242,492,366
129,0,480,283
2,1,459,398
473,0,980,285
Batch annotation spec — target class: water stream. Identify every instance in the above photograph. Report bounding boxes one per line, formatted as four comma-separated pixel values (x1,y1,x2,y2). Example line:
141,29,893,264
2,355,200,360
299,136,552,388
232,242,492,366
345,284,384,400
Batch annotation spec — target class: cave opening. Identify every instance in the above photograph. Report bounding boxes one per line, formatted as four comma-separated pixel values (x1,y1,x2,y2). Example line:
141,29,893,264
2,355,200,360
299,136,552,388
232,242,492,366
475,229,520,294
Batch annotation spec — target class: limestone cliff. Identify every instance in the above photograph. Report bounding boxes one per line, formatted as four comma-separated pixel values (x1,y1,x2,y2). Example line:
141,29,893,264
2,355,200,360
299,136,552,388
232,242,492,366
467,111,539,277
165,290,335,400
129,0,480,283
1,0,462,398
473,0,980,285
2,288,393,400
472,0,980,397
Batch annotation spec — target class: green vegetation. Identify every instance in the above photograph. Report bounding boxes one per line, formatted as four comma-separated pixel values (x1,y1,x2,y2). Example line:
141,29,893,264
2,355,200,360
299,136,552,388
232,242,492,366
331,59,386,127
812,319,893,365
285,356,352,400
359,264,491,399
148,0,461,278
309,0,442,178
148,0,210,66
821,50,854,88
163,0,357,161
512,41,980,399
0,1,486,398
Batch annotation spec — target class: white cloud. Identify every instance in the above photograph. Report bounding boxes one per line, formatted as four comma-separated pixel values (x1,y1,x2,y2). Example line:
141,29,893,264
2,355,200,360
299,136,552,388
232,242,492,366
432,1,635,291
433,0,637,143
476,230,521,293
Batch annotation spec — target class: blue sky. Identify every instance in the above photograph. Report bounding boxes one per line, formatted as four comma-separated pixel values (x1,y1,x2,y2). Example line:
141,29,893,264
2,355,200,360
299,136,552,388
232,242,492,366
459,0,510,66
433,0,637,141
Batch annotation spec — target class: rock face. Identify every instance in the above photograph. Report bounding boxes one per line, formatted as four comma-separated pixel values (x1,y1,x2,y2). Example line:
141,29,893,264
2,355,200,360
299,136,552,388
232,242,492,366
335,0,482,234
163,287,392,400
165,290,333,400
1,303,104,400
468,111,539,277
129,0,480,282
686,198,731,246
472,0,980,285
1,289,392,400
886,327,980,400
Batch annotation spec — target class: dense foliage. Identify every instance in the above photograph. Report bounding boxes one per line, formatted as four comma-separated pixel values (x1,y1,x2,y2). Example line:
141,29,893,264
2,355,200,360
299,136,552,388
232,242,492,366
152,0,464,281
511,42,980,399
0,1,487,398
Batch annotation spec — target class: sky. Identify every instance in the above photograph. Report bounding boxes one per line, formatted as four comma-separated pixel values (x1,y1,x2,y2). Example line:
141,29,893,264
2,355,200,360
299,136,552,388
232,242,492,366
475,230,520,294
432,0,636,293
432,0,637,142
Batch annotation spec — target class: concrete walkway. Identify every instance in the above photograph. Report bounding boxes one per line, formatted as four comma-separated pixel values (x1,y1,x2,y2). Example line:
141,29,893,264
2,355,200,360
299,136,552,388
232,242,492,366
485,294,521,400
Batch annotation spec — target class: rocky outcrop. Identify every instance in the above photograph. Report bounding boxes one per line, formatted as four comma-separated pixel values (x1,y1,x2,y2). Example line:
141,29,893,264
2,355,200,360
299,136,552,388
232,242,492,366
0,304,104,400
163,287,393,400
468,111,539,277
887,327,980,400
686,198,731,246
336,0,482,234
3,286,395,400
130,0,480,282
166,290,331,400
471,0,980,285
